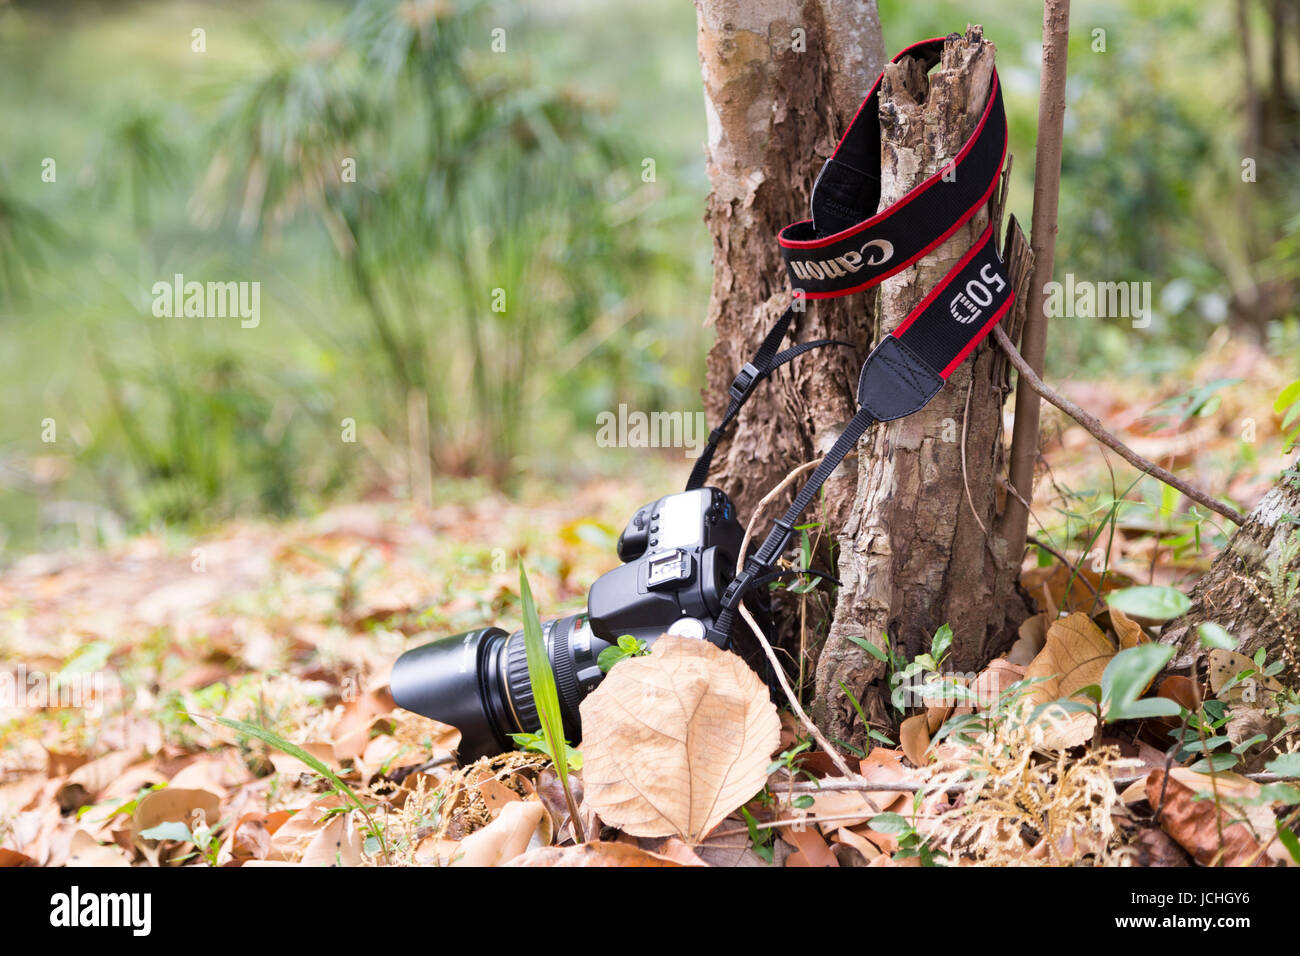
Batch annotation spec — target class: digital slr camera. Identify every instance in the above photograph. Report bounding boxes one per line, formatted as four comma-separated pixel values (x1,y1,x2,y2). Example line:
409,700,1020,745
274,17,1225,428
390,486,769,760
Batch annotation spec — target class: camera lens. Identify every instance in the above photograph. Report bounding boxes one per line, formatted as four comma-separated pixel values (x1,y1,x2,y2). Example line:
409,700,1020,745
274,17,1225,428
389,615,589,762
499,616,585,742
389,627,515,762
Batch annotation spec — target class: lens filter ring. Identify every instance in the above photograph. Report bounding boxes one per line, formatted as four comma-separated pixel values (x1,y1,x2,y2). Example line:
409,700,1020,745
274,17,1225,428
549,616,584,722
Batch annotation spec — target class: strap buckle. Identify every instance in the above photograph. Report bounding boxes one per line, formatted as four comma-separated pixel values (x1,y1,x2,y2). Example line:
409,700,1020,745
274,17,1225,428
728,362,761,403
719,571,752,610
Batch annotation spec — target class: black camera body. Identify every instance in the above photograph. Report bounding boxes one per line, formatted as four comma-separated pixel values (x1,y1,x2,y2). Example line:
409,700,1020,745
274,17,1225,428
390,486,761,760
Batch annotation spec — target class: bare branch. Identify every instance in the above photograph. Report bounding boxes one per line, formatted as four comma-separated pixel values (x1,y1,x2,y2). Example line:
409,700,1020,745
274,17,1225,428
993,325,1246,526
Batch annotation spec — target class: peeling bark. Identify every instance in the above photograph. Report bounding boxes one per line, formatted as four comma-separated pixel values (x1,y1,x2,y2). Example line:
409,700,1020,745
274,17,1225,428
1163,466,1300,684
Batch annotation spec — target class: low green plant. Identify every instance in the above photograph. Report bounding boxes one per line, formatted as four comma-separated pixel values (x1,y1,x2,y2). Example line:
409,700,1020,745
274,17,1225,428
211,714,389,862
871,795,946,866
516,563,585,843
596,634,649,673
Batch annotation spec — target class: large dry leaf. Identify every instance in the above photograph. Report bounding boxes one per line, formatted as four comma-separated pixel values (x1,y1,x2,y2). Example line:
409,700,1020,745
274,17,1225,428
449,799,547,866
1023,612,1116,749
579,636,781,841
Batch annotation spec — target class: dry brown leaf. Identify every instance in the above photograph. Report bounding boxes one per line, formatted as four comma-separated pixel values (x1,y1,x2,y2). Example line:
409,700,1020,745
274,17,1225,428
1008,612,1049,666
505,841,685,867
781,823,839,867
972,659,1026,709
331,686,397,761
925,702,953,735
1023,612,1116,749
1021,564,1126,615
832,825,882,862
56,750,141,810
64,829,130,867
649,837,710,866
1207,649,1283,705
1146,769,1272,867
264,796,349,862
448,799,547,867
579,636,780,840
858,748,916,812
132,788,222,840
268,741,340,777
900,714,931,767
299,812,365,867
1108,608,1147,649
477,777,522,815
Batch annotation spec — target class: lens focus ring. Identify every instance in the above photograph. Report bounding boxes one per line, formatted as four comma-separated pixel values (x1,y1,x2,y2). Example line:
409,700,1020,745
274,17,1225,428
503,632,539,734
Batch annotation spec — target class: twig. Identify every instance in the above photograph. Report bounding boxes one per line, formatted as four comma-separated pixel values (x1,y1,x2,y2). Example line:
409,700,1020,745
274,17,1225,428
993,325,1246,525
960,374,990,539
735,457,880,811
766,770,1293,796
1004,0,1072,553
739,603,875,805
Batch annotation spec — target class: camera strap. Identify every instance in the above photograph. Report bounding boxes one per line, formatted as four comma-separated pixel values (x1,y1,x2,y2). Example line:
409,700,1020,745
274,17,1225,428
700,37,1014,646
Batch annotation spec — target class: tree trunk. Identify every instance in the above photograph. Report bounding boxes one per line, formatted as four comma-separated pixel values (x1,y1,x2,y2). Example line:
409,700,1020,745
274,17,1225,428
1162,463,1300,683
696,12,1029,749
811,29,1027,746
695,0,884,534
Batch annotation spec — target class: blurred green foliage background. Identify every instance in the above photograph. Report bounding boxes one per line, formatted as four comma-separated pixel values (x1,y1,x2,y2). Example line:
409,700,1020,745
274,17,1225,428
0,0,1295,558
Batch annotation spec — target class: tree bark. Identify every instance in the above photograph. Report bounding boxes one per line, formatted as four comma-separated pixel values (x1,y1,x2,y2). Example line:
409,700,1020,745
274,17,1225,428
695,0,884,535
1162,463,1300,684
810,28,1026,745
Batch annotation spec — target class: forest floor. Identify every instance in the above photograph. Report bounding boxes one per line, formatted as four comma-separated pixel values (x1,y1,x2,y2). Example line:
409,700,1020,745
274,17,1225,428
1,334,1297,867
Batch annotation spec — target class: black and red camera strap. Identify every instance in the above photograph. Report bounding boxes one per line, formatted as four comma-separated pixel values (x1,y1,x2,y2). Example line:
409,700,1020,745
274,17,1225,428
698,36,1015,646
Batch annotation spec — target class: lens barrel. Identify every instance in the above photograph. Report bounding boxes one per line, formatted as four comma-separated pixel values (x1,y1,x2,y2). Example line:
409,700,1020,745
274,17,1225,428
389,615,589,762
390,627,515,761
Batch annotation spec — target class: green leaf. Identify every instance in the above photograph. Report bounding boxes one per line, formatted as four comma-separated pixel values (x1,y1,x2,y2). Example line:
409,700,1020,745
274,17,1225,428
519,564,571,795
1276,822,1300,865
1188,753,1238,773
1273,380,1300,414
1197,622,1236,650
1101,643,1175,722
740,807,773,863
1232,734,1267,754
869,812,910,835
58,641,112,684
930,624,953,664
1265,752,1300,777
1106,586,1191,622
215,716,359,807
792,795,814,810
1257,783,1300,804
138,821,193,843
